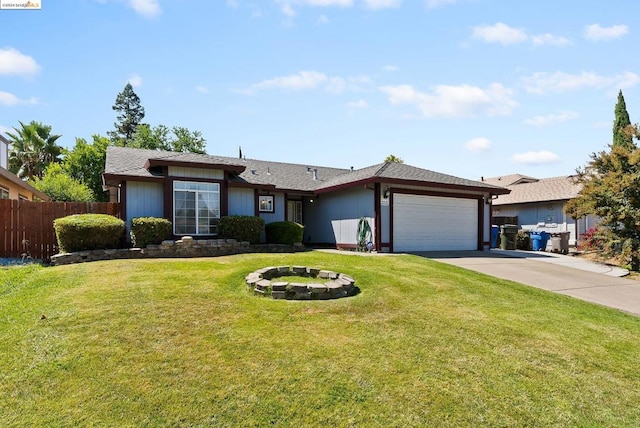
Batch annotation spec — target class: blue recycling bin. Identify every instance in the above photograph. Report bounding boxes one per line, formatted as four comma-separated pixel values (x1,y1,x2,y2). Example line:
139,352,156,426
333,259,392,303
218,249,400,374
530,231,549,251
491,225,499,248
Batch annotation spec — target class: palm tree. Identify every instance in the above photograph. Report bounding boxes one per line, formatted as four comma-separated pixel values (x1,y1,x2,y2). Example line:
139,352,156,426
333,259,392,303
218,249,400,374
7,121,62,180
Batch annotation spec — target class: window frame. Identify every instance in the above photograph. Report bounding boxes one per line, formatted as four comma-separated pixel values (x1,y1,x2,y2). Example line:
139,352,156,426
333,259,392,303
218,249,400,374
173,180,221,236
0,186,9,200
258,195,275,213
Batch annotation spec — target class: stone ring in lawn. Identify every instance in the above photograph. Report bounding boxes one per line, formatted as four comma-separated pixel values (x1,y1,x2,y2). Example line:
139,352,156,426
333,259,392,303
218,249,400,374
245,266,357,300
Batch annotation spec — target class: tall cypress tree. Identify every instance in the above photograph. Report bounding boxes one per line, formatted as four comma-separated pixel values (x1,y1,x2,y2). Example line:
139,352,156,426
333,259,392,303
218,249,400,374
613,90,633,149
108,83,145,146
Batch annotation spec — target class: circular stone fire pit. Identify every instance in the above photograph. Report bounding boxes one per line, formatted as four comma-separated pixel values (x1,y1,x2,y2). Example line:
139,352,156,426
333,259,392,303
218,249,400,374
245,266,357,300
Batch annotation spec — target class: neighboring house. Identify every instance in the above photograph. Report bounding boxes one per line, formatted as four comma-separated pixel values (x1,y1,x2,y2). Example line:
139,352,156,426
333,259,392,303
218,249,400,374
103,146,509,252
482,174,598,245
0,135,49,202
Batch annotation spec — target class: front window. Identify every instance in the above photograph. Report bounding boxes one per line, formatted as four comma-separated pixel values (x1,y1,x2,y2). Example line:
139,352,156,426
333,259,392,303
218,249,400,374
0,186,9,199
259,195,274,213
173,181,220,235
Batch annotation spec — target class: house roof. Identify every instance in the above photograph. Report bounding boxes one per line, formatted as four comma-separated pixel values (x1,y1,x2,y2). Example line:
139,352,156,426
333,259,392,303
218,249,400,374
0,167,50,201
480,174,539,187
104,146,509,195
489,175,580,206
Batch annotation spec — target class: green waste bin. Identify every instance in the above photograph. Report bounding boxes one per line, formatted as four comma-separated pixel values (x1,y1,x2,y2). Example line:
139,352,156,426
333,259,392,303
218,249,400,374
500,224,518,250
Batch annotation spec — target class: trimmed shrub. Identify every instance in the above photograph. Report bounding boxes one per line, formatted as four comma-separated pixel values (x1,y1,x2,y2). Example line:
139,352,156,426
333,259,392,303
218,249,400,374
130,217,173,248
54,214,125,253
265,221,304,245
219,215,264,244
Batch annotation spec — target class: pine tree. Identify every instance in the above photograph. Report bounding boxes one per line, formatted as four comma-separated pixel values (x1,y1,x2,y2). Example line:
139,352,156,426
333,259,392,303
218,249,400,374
613,90,633,149
108,83,145,146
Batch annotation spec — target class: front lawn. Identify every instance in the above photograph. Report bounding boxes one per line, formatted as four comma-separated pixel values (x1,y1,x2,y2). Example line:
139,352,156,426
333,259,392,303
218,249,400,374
1,252,639,426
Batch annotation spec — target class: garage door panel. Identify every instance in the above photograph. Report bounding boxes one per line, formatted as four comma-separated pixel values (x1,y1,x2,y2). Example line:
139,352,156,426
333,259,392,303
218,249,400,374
393,194,477,251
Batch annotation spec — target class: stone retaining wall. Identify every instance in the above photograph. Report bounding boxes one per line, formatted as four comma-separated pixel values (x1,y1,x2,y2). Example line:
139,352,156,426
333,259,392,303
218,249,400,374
50,237,305,266
246,266,357,300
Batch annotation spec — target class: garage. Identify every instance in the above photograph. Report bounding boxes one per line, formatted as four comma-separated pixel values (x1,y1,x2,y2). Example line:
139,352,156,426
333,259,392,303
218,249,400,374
393,193,478,252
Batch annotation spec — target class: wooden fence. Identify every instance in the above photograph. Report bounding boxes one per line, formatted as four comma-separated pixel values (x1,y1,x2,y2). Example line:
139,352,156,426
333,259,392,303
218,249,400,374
0,200,120,261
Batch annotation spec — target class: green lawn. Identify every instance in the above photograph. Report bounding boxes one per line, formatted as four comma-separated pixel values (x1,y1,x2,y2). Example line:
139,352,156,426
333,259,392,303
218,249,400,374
1,252,640,427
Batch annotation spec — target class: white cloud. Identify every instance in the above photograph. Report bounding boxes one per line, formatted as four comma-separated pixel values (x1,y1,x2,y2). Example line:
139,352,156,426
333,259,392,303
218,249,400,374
196,86,209,94
248,71,328,92
281,3,296,16
129,0,161,17
128,74,143,87
346,99,368,109
584,24,628,41
0,91,37,106
241,71,372,94
426,0,456,8
513,150,561,165
363,0,402,10
226,0,238,7
316,14,329,24
472,22,528,46
379,82,517,118
531,33,571,47
465,137,492,153
383,65,399,72
0,48,40,76
522,71,640,95
524,111,579,127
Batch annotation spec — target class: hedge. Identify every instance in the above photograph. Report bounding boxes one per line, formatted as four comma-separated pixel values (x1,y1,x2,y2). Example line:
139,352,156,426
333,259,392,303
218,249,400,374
265,221,304,245
54,214,125,253
219,215,264,244
130,217,173,248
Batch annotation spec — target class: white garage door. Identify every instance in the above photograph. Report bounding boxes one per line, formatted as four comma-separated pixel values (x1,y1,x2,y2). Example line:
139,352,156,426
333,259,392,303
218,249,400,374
393,194,478,251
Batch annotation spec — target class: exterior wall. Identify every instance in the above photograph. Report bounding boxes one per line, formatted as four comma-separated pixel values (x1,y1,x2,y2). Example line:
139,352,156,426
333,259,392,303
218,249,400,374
228,187,254,216
259,192,285,224
0,139,7,169
484,201,491,250
303,187,374,246
0,175,36,200
125,181,164,229
168,166,224,180
493,200,598,245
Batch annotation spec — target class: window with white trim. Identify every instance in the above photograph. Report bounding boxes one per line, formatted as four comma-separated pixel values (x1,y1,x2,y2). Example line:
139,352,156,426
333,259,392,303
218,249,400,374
259,195,274,213
173,181,220,235
0,186,9,199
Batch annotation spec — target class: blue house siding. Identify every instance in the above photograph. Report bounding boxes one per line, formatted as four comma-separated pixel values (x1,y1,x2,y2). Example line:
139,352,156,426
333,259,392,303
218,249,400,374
303,187,374,246
168,166,224,180
125,181,164,230
228,187,254,216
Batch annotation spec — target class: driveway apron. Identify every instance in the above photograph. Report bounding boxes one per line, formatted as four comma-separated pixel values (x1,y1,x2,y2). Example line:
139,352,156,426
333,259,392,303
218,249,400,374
420,250,640,317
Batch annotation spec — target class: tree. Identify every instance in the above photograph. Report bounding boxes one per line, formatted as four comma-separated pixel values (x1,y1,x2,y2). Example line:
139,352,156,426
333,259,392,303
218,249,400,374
7,121,63,180
384,154,404,163
32,163,94,202
108,83,145,146
130,124,207,154
565,143,640,270
63,135,110,202
613,90,634,149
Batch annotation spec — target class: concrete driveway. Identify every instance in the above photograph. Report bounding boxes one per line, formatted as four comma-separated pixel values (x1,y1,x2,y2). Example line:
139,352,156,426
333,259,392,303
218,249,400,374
421,249,640,317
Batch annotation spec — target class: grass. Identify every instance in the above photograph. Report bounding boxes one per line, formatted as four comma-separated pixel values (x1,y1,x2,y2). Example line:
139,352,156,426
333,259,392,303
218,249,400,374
1,251,640,426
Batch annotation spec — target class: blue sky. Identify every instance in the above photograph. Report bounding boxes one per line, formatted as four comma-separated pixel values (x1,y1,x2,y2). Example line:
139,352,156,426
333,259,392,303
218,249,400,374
1,0,638,181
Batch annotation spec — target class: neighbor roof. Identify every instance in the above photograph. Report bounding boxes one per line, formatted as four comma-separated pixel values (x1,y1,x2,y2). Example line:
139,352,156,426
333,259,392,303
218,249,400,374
0,167,50,201
481,174,538,187
104,146,509,195
490,175,580,206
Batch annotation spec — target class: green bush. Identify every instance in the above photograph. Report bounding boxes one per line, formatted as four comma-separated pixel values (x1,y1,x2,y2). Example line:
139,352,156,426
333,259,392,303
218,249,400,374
130,217,172,248
265,221,304,245
219,215,264,244
54,214,125,253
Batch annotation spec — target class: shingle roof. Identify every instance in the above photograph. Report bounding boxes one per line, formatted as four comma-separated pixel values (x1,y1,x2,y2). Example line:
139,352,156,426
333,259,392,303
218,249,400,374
481,174,538,187
492,175,580,206
105,146,508,194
